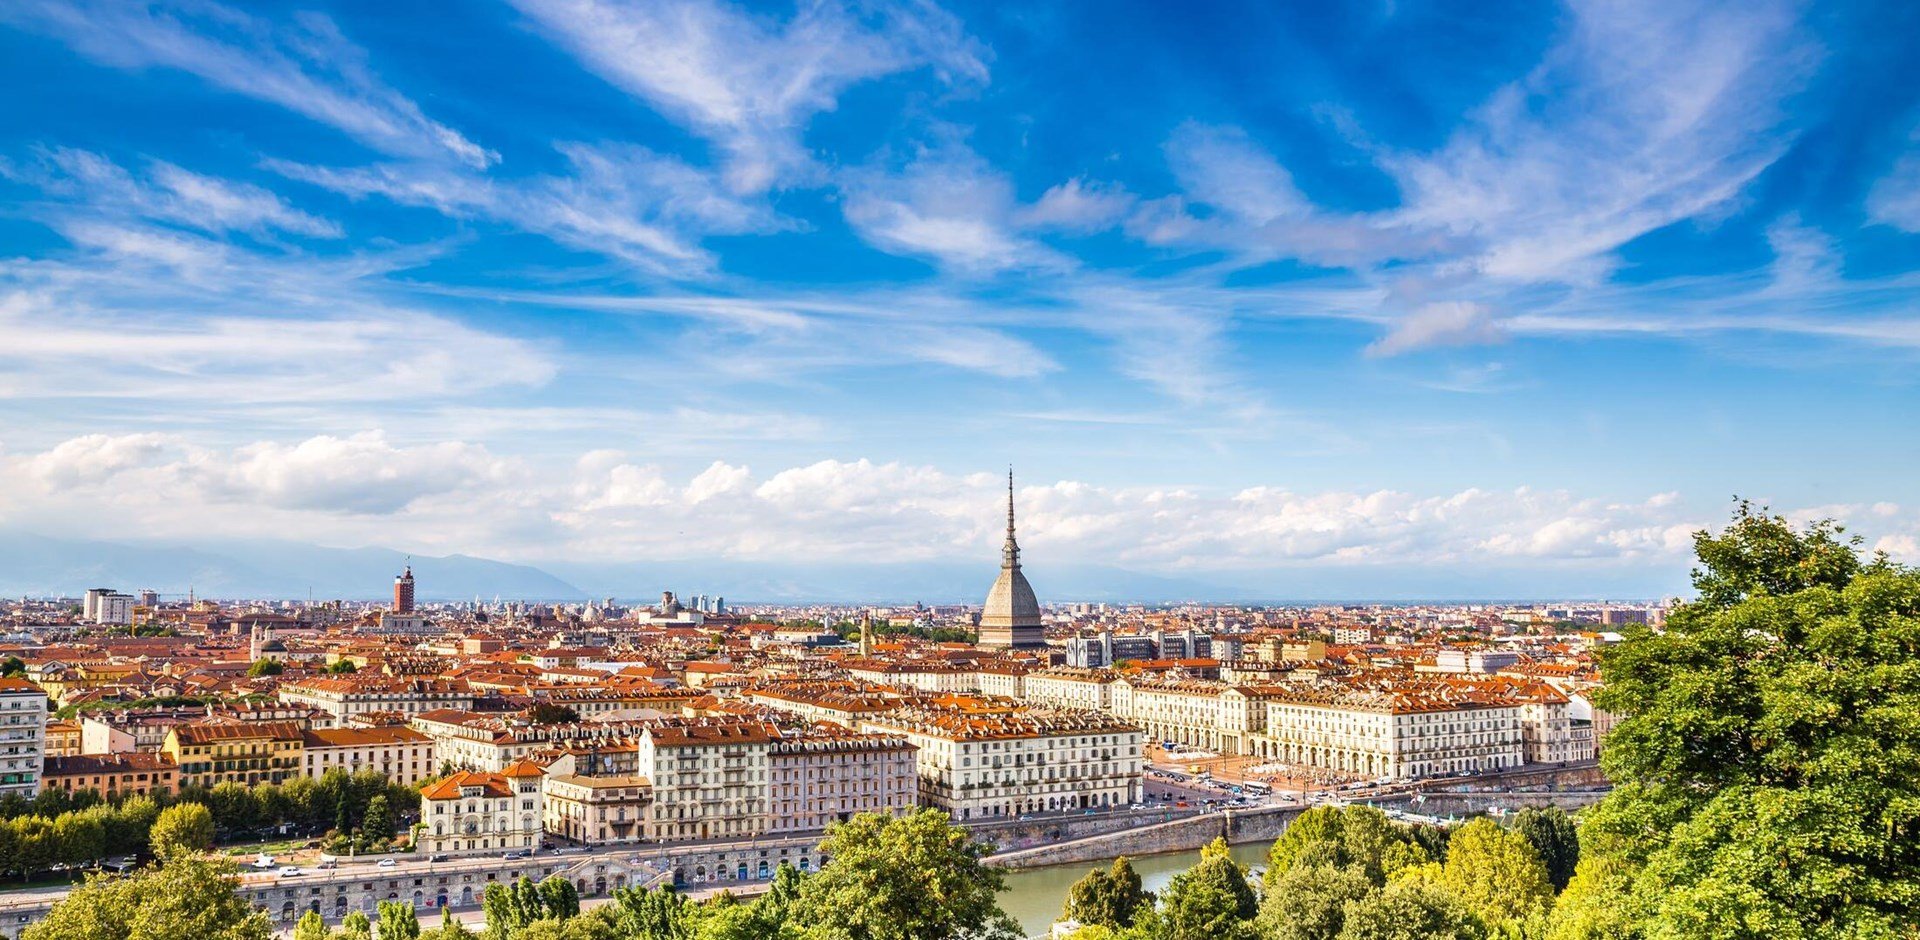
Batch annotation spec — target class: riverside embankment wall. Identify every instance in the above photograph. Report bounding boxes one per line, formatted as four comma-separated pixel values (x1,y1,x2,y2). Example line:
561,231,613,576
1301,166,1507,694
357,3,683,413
986,806,1302,870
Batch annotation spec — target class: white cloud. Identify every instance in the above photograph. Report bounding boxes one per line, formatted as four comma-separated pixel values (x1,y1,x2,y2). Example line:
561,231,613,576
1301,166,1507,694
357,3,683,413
1366,301,1507,357
1385,0,1814,284
1867,151,1920,232
9,442,1918,577
1,1,493,168
840,142,1071,273
3,148,341,239
271,142,790,276
507,0,987,193
1016,179,1137,233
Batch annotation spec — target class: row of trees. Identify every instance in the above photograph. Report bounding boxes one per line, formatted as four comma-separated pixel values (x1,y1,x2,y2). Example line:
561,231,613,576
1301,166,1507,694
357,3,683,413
20,809,1020,940
0,768,421,879
1061,804,1578,940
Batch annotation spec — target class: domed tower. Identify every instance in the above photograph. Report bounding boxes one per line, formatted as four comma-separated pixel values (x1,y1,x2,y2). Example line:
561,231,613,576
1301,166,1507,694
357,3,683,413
979,469,1046,649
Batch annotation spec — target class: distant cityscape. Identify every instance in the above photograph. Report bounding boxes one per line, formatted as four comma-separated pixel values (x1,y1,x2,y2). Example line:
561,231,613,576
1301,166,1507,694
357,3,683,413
0,483,1654,930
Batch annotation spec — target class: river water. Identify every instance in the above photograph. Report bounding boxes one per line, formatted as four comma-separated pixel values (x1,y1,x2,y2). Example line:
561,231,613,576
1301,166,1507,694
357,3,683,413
996,841,1271,937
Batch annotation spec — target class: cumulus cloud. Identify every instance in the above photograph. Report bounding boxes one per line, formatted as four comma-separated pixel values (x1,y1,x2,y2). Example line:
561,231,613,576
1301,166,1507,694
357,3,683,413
8,443,1919,579
507,0,988,193
8,431,521,519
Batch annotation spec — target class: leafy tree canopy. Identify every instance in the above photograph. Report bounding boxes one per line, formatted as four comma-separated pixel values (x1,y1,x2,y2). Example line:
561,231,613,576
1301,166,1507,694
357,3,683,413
1580,503,1920,937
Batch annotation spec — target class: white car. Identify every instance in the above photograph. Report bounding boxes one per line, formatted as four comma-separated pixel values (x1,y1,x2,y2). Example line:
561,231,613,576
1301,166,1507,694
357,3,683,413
377,858,398,868
278,867,304,877
251,855,276,869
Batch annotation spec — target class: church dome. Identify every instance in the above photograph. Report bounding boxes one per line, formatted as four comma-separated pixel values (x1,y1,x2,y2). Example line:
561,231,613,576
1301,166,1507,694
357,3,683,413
979,470,1046,649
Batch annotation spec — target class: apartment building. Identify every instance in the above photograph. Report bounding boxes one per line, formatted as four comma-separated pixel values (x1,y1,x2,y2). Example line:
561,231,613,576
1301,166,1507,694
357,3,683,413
301,726,437,788
860,702,1142,822
279,677,475,721
418,760,546,856
41,751,178,798
636,720,776,843
542,774,652,845
765,724,918,834
1250,679,1528,780
1021,668,1115,712
0,679,46,798
162,720,305,789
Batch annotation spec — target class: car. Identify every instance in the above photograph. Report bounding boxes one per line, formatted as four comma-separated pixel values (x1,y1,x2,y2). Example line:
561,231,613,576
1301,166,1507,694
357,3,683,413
251,854,276,869
429,854,450,863
278,867,303,877
377,858,398,868
502,851,526,860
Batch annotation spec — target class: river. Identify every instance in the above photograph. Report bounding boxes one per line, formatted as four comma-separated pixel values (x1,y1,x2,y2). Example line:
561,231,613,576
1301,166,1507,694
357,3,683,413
996,841,1271,937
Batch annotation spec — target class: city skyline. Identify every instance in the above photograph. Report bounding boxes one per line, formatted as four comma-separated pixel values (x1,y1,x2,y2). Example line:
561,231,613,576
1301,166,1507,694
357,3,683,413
3,0,1920,596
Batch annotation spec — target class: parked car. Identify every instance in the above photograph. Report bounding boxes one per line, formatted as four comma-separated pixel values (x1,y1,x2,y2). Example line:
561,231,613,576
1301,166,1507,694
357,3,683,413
429,854,450,863
377,858,398,868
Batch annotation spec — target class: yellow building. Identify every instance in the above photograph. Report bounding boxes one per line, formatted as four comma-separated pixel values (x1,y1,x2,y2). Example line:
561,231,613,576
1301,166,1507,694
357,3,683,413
162,720,305,789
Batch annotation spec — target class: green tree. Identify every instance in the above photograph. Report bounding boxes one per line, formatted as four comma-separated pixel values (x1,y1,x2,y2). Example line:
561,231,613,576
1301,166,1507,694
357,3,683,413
1511,806,1580,891
1064,857,1152,929
1265,806,1427,888
340,909,374,940
1435,818,1553,928
1335,880,1485,940
23,857,273,940
364,795,394,842
791,809,1019,940
0,656,26,677
1584,504,1920,936
1255,862,1374,940
379,900,422,940
483,883,523,940
606,886,693,940
537,875,580,920
246,659,283,677
1158,838,1257,940
206,782,259,835
328,660,359,674
295,910,330,940
149,802,215,859
526,704,580,725
1545,855,1641,940
422,907,479,940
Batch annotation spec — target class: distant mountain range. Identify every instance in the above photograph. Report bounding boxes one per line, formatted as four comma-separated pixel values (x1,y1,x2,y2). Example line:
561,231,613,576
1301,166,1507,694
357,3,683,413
0,531,1683,604
0,532,581,601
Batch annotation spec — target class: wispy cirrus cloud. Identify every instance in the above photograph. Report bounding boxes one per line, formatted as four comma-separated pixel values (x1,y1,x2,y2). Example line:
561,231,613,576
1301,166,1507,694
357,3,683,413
1,0,494,168
506,0,989,194
2,147,341,239
271,142,793,276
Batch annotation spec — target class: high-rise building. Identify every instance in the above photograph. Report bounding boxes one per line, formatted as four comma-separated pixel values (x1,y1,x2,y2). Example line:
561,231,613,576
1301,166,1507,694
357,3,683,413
0,679,48,798
978,470,1046,649
393,565,416,613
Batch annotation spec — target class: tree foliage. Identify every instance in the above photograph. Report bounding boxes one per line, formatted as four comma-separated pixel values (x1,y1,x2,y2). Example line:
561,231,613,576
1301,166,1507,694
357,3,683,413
1158,838,1257,940
1064,857,1152,929
1583,504,1920,936
1510,806,1579,891
791,810,1019,940
1255,861,1373,940
148,803,214,859
1434,818,1554,928
23,857,273,940
1334,880,1486,940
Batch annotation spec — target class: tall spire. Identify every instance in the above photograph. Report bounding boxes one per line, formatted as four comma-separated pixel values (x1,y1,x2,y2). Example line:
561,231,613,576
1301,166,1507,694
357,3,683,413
1002,466,1020,569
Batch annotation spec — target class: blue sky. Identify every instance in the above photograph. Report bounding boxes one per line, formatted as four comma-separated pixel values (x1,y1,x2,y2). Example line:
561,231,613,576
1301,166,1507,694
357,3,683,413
1,0,1918,596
